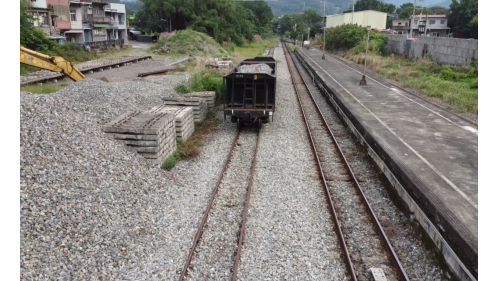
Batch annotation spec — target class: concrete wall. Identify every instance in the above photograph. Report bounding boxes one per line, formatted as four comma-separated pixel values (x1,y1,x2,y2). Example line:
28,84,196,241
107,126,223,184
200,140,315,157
386,34,478,66
326,10,387,30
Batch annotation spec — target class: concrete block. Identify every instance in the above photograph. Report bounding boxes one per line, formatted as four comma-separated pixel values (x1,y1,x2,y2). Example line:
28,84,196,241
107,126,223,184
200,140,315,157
87,70,94,74
97,68,103,72
102,111,175,135
107,66,112,70
52,79,58,83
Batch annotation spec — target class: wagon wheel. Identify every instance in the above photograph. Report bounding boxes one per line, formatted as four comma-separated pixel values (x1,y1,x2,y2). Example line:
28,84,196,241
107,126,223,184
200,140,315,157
237,118,243,130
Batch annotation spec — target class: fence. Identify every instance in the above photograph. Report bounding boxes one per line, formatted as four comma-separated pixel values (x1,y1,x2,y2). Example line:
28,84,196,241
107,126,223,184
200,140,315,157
386,34,478,66
76,39,124,51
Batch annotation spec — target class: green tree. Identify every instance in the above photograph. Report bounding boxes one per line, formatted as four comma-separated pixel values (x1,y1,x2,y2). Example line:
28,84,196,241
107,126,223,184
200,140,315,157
428,6,448,15
448,0,478,38
395,3,415,19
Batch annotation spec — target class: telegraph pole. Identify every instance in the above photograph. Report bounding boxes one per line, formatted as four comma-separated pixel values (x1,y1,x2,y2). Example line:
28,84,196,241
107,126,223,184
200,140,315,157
322,0,326,59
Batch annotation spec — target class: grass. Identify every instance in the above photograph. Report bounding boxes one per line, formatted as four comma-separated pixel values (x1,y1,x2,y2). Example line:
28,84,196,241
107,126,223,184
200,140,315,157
20,80,70,94
162,110,219,170
175,70,225,103
339,51,478,115
151,29,229,57
232,36,279,65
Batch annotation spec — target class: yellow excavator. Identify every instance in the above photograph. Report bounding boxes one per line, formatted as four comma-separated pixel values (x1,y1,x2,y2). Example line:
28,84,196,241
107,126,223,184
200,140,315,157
20,46,85,81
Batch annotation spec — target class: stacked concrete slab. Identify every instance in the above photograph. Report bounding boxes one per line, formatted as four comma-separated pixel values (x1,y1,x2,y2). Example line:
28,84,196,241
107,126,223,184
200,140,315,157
162,97,207,123
185,91,216,110
148,105,195,141
102,111,176,165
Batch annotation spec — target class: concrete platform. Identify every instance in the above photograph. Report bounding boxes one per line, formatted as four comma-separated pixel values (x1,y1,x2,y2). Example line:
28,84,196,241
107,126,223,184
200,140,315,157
296,48,477,280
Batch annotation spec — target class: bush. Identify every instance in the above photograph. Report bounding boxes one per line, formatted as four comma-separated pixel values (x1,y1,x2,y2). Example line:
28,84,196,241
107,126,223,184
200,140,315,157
175,70,224,102
352,31,389,55
325,24,366,50
440,66,468,82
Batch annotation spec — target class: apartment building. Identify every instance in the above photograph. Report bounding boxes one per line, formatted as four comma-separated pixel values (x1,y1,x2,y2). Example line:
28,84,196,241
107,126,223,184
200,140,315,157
104,3,128,43
29,0,127,46
409,14,450,37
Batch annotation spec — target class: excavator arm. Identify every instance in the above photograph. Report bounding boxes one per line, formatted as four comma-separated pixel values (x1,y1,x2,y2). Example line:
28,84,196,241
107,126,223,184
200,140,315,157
20,46,85,81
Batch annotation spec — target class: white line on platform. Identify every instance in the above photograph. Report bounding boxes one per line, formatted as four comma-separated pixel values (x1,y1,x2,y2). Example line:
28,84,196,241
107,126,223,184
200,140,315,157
300,50,478,210
318,50,478,136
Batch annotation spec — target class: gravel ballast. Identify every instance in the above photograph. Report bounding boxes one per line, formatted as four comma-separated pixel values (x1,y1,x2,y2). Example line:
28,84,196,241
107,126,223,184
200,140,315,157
20,75,236,280
186,129,258,280
236,47,347,280
291,48,447,280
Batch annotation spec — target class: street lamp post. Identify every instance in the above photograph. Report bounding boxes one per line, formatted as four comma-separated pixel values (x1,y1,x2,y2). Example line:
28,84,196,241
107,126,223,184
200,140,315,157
359,25,371,85
322,0,326,59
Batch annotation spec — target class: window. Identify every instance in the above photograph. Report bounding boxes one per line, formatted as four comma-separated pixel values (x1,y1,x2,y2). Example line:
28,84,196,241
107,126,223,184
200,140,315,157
441,20,445,24
414,20,418,24
429,20,435,24
398,22,401,25
53,5,69,21
70,10,76,22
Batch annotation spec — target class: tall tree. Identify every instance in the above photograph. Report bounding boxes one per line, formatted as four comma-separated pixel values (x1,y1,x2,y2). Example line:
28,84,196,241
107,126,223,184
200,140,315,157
448,0,478,38
428,6,448,15
395,2,415,19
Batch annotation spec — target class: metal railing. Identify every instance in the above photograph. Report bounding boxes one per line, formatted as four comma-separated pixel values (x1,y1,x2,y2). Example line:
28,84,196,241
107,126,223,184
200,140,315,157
83,0,110,4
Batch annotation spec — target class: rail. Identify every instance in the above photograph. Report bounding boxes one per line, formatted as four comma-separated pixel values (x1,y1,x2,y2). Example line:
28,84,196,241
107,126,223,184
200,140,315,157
179,128,262,281
282,40,410,281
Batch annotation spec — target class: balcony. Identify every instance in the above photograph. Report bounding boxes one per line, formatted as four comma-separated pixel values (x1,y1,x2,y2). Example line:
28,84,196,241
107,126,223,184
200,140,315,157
93,16,112,24
83,0,110,4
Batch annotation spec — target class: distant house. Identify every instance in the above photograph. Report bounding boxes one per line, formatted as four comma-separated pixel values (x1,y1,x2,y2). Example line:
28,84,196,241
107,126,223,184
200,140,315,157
409,14,450,37
391,18,409,35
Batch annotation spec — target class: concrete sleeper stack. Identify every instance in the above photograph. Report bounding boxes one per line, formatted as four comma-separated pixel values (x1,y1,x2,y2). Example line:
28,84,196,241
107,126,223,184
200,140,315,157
102,111,176,166
148,105,195,142
185,91,216,110
162,96,207,123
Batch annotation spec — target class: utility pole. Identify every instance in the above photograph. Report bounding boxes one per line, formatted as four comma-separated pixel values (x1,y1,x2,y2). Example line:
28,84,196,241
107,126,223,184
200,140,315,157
410,0,416,37
322,0,326,59
359,25,371,85
308,27,310,41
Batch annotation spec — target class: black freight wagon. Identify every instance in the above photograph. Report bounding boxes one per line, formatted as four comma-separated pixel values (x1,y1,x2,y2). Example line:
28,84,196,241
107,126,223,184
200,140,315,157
223,57,277,129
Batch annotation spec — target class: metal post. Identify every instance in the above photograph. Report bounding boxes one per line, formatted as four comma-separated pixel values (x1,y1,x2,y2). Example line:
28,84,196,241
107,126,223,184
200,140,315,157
360,25,370,85
322,0,326,59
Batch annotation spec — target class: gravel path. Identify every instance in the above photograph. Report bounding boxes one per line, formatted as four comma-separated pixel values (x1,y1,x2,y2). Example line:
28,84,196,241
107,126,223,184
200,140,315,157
236,46,347,280
291,48,447,280
20,75,237,280
186,129,258,280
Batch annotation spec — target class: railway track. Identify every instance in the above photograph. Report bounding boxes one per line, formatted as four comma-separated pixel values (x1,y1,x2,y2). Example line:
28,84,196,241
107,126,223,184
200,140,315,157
179,128,261,281
283,41,410,281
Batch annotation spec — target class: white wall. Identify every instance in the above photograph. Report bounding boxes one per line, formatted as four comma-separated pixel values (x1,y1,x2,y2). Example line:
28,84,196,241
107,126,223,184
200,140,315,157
326,10,387,30
70,6,82,29
32,0,47,9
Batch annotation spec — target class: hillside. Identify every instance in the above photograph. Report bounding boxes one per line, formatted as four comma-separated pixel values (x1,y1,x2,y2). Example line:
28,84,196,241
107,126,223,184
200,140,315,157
269,0,352,17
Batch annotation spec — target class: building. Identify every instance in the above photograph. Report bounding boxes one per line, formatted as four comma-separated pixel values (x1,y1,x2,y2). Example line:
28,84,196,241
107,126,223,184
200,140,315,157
81,0,111,42
391,19,409,35
46,0,71,36
326,10,387,30
31,0,54,35
409,14,450,37
104,3,128,43
65,0,92,43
